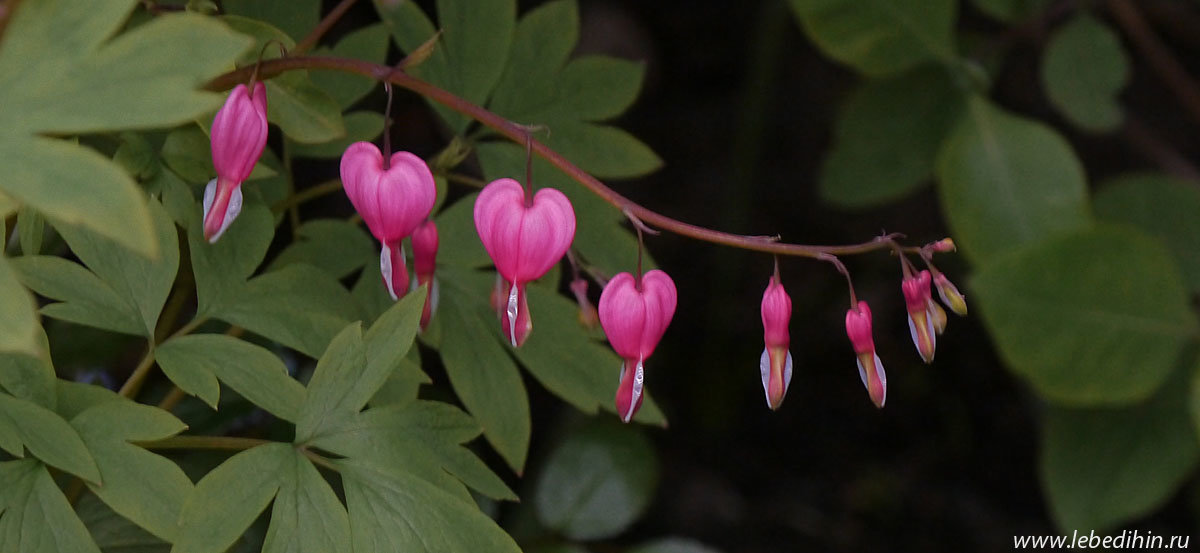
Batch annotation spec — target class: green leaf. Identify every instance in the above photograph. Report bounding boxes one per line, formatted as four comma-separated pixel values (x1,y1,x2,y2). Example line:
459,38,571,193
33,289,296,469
156,334,306,421
820,65,965,208
173,443,291,553
488,0,580,120
542,122,662,180
310,23,392,109
188,202,274,317
534,422,658,540
261,451,351,553
113,132,159,182
161,125,216,185
559,56,646,122
972,226,1198,405
434,193,492,269
268,218,376,279
76,494,170,553
375,0,517,133
55,380,125,421
369,352,430,408
1094,173,1200,294
1042,368,1199,532
629,538,724,553
220,264,360,358
787,0,958,77
1041,14,1130,132
289,111,385,159
17,206,45,255
53,199,179,338
153,167,198,228
71,401,192,541
12,255,144,336
222,0,319,41
0,255,40,356
0,460,101,553
969,0,1052,22
0,329,56,409
438,267,531,472
935,96,1093,264
0,393,100,482
340,458,522,553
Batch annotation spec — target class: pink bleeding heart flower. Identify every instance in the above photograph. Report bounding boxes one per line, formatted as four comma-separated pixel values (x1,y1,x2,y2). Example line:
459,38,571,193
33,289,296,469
340,142,437,301
474,178,576,347
902,270,937,363
410,219,439,331
760,274,793,410
599,270,677,423
203,82,268,243
846,300,886,408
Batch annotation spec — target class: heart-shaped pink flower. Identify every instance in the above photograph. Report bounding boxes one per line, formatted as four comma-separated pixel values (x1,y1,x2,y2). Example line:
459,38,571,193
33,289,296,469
340,142,437,300
599,270,677,423
203,82,268,243
474,178,576,346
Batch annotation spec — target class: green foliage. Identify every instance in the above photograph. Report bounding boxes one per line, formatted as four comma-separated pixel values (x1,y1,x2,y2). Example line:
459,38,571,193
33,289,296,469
0,392,100,482
969,0,1052,22
155,334,306,420
787,0,958,77
0,460,101,553
1093,173,1200,293
1041,14,1130,132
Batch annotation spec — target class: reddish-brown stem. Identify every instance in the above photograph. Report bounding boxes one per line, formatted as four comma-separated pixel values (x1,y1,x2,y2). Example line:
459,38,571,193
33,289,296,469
819,253,856,307
1108,0,1200,127
382,83,394,169
293,0,359,56
0,0,24,45
523,131,534,206
205,57,905,259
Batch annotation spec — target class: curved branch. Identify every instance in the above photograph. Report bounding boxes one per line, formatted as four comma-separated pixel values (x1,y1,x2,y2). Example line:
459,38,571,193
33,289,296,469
207,56,903,259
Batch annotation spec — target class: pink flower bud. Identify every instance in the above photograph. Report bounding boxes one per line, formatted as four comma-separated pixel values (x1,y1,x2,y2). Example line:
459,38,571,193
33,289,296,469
934,273,968,316
570,277,598,329
340,142,437,301
902,270,937,363
599,270,677,423
845,301,886,408
474,178,576,347
203,82,268,243
759,275,792,410
410,219,439,330
929,238,956,252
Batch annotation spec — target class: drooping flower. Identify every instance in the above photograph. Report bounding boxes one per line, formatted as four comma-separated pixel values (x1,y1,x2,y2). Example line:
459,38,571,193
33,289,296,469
203,82,268,243
570,277,599,329
340,142,437,300
410,219,439,330
759,274,792,410
846,301,886,408
902,270,937,363
599,270,677,423
474,178,576,347
934,272,968,316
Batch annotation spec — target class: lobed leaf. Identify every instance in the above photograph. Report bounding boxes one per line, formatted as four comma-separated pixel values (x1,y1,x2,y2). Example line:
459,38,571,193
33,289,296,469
0,459,101,553
0,393,100,482
1041,14,1130,132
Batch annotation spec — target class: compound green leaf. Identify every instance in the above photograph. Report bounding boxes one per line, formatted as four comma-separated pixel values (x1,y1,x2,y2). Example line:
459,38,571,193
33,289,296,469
1094,174,1200,294
173,443,291,553
434,193,492,269
787,0,958,77
1042,369,1199,533
488,0,579,120
368,351,430,408
219,265,360,359
559,56,646,122
0,459,101,553
543,122,662,180
17,207,45,256
973,226,1197,405
268,218,376,279
76,494,169,553
12,255,143,336
0,393,99,482
820,65,964,208
289,111,385,159
438,267,531,472
0,255,39,356
71,401,192,541
0,328,56,409
534,422,658,540
188,202,274,317
261,451,351,553
1042,14,1130,132
936,96,1092,264
310,23,392,109
156,334,305,421
340,458,522,553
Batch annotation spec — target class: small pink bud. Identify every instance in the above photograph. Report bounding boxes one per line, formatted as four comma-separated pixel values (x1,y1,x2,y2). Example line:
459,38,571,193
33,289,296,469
340,142,437,301
929,300,947,335
599,270,677,423
474,178,576,346
902,270,937,363
929,238,956,253
759,275,792,410
203,82,268,243
845,301,886,408
570,277,599,329
934,273,968,316
410,219,439,331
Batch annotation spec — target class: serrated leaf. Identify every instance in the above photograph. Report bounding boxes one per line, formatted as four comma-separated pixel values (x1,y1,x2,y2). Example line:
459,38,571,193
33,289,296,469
936,96,1093,264
156,334,305,421
310,24,391,109
71,401,191,541
173,443,290,553
1043,368,1198,533
261,451,351,553
269,218,376,279
340,458,522,553
375,0,517,133
973,226,1197,405
820,65,964,208
0,393,100,482
0,255,39,356
534,422,658,540
787,0,958,77
289,111,385,159
438,267,531,472
1094,173,1200,294
0,459,101,553
12,255,144,336
1042,14,1129,132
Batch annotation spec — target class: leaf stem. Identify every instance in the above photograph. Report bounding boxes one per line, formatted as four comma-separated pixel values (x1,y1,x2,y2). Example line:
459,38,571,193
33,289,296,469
293,0,359,56
272,178,344,213
1108,0,1200,127
205,57,912,259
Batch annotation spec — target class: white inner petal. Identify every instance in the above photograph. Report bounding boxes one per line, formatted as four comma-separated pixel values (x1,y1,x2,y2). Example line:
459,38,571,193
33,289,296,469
202,178,217,219
380,245,397,301
624,359,644,423
873,355,887,407
506,282,519,347
856,357,868,390
759,347,771,406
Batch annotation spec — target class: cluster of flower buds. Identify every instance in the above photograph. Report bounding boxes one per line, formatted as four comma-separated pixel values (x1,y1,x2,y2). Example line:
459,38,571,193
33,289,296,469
204,82,268,243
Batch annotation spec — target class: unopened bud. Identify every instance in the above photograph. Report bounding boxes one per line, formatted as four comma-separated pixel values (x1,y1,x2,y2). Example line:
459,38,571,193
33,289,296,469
929,238,956,253
935,273,967,316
